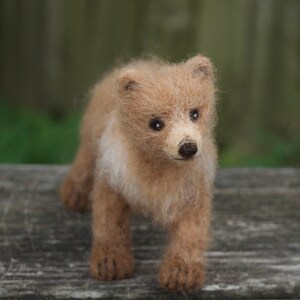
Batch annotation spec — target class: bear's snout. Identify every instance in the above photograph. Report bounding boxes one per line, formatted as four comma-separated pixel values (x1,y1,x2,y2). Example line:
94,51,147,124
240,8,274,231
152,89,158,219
178,141,198,159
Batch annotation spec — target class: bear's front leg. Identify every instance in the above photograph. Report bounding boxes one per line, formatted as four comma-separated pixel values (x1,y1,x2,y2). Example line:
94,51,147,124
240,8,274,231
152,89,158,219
90,179,134,280
159,194,211,292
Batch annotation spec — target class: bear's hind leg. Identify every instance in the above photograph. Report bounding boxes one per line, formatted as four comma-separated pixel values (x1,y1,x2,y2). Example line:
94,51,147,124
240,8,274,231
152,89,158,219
60,146,95,213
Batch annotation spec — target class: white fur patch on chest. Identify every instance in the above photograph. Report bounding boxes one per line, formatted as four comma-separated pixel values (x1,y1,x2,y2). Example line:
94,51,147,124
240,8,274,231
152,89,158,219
97,117,140,202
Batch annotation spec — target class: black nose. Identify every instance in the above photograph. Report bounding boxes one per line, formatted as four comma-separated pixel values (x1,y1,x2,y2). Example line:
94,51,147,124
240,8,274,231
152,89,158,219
178,142,198,159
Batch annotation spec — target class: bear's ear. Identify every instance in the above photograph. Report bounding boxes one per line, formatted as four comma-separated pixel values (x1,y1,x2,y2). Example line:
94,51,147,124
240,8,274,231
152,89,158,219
116,69,142,98
186,55,213,79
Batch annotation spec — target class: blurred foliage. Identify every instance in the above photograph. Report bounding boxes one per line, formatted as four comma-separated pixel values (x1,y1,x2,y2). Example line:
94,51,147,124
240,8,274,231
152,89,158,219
0,100,79,164
221,132,300,167
1,99,299,166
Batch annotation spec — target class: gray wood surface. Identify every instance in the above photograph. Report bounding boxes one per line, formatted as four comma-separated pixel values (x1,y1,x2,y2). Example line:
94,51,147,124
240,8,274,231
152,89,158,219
0,165,299,299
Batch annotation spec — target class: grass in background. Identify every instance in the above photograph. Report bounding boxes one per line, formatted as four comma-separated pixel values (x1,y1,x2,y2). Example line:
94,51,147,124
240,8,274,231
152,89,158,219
0,101,79,164
221,131,300,167
0,101,299,166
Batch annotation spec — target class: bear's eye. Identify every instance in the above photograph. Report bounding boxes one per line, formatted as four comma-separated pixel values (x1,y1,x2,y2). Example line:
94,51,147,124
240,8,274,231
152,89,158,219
149,118,165,131
189,109,199,121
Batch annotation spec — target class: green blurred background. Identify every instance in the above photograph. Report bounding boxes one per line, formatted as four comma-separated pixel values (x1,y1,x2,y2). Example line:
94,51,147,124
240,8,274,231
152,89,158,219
0,0,299,166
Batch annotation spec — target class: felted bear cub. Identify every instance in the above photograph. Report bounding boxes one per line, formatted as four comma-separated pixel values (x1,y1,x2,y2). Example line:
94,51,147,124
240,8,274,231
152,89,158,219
60,54,217,292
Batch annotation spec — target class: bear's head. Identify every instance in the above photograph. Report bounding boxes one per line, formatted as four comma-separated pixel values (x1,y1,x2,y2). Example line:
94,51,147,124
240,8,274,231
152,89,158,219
116,54,217,163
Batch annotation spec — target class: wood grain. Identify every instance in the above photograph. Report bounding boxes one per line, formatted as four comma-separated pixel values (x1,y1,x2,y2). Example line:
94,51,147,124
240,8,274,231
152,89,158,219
0,165,299,299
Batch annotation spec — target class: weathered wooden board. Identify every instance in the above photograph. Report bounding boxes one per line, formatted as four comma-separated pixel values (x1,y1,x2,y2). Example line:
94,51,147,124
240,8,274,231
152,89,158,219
0,165,299,299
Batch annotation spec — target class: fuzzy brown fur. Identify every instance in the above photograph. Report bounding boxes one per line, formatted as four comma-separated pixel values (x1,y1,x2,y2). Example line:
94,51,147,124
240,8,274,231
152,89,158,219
60,54,217,293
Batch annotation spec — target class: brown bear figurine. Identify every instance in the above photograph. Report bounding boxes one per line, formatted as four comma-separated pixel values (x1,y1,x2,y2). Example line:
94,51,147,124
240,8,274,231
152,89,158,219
60,54,218,292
